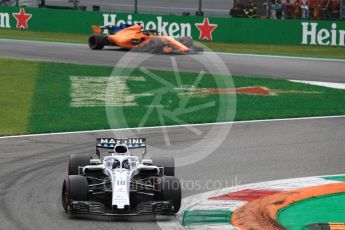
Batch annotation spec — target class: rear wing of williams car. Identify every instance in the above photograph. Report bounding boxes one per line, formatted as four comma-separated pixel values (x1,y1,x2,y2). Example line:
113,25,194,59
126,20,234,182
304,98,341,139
96,138,146,158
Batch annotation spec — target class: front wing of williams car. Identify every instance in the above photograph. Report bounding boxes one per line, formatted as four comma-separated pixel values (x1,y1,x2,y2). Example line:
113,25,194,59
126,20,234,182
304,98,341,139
68,200,174,216
62,138,181,216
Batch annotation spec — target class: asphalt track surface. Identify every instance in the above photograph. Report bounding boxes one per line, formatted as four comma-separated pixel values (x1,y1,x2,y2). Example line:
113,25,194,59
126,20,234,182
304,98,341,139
1,39,345,229
1,39,345,83
1,117,345,230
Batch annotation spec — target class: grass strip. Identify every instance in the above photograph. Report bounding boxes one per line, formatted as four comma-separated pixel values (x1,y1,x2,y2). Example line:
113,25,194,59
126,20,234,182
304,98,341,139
202,41,345,60
0,58,345,136
277,193,345,230
0,29,86,44
0,59,39,135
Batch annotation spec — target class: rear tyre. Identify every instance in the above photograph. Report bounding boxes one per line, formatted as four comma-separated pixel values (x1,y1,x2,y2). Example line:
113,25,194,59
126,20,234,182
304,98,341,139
152,156,175,176
62,175,89,212
178,36,193,48
88,34,105,50
148,38,166,53
192,46,204,53
68,154,91,175
156,176,181,213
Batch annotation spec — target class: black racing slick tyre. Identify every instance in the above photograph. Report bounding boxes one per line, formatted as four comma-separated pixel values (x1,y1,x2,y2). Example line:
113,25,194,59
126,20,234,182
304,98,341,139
148,38,166,53
157,176,181,213
191,46,204,53
178,36,193,48
152,156,175,176
88,34,105,50
68,154,91,175
62,175,89,212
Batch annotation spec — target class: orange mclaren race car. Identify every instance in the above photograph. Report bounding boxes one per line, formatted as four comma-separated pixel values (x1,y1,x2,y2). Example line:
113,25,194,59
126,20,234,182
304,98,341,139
88,24,203,54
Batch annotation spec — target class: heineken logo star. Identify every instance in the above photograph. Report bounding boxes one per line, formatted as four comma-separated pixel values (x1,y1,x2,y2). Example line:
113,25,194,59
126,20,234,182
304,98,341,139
13,8,32,29
195,17,217,40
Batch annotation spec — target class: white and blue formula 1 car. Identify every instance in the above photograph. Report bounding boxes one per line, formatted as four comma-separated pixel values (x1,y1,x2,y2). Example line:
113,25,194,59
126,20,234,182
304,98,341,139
61,138,181,216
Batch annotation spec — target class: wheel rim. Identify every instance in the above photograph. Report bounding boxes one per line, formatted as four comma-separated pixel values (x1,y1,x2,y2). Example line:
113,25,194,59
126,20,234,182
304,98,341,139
67,160,71,175
149,40,156,51
89,37,97,49
62,180,69,212
163,46,172,53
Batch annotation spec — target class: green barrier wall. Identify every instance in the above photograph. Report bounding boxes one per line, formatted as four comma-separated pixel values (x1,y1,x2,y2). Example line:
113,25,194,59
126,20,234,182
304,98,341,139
1,7,345,46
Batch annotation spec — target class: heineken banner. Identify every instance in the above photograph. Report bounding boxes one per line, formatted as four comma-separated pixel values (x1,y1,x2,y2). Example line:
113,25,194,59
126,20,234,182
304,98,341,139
1,7,345,46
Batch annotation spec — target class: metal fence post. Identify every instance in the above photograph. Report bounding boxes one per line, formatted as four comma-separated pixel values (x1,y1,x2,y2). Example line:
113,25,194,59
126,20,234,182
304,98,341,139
134,0,138,13
72,0,79,8
198,0,202,14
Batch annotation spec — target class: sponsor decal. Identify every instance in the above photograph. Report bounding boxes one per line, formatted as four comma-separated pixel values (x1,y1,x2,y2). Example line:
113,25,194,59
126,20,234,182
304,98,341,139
103,13,191,38
69,76,152,107
301,22,345,46
103,13,218,40
195,17,218,40
98,138,145,145
178,86,320,96
70,76,320,109
0,12,10,28
112,169,130,209
12,8,32,29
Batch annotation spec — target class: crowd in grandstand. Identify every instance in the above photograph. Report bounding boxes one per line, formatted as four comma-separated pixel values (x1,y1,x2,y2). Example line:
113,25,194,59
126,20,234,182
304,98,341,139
230,0,258,18
230,0,344,19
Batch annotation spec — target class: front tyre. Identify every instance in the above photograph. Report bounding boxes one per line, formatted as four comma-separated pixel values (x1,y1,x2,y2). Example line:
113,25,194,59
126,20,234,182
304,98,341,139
156,176,181,213
62,175,89,212
88,34,105,50
152,156,175,176
68,154,91,175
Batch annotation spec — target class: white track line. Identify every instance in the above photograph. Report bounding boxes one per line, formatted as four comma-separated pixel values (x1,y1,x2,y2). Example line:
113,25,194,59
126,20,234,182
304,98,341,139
0,115,344,139
290,80,345,89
